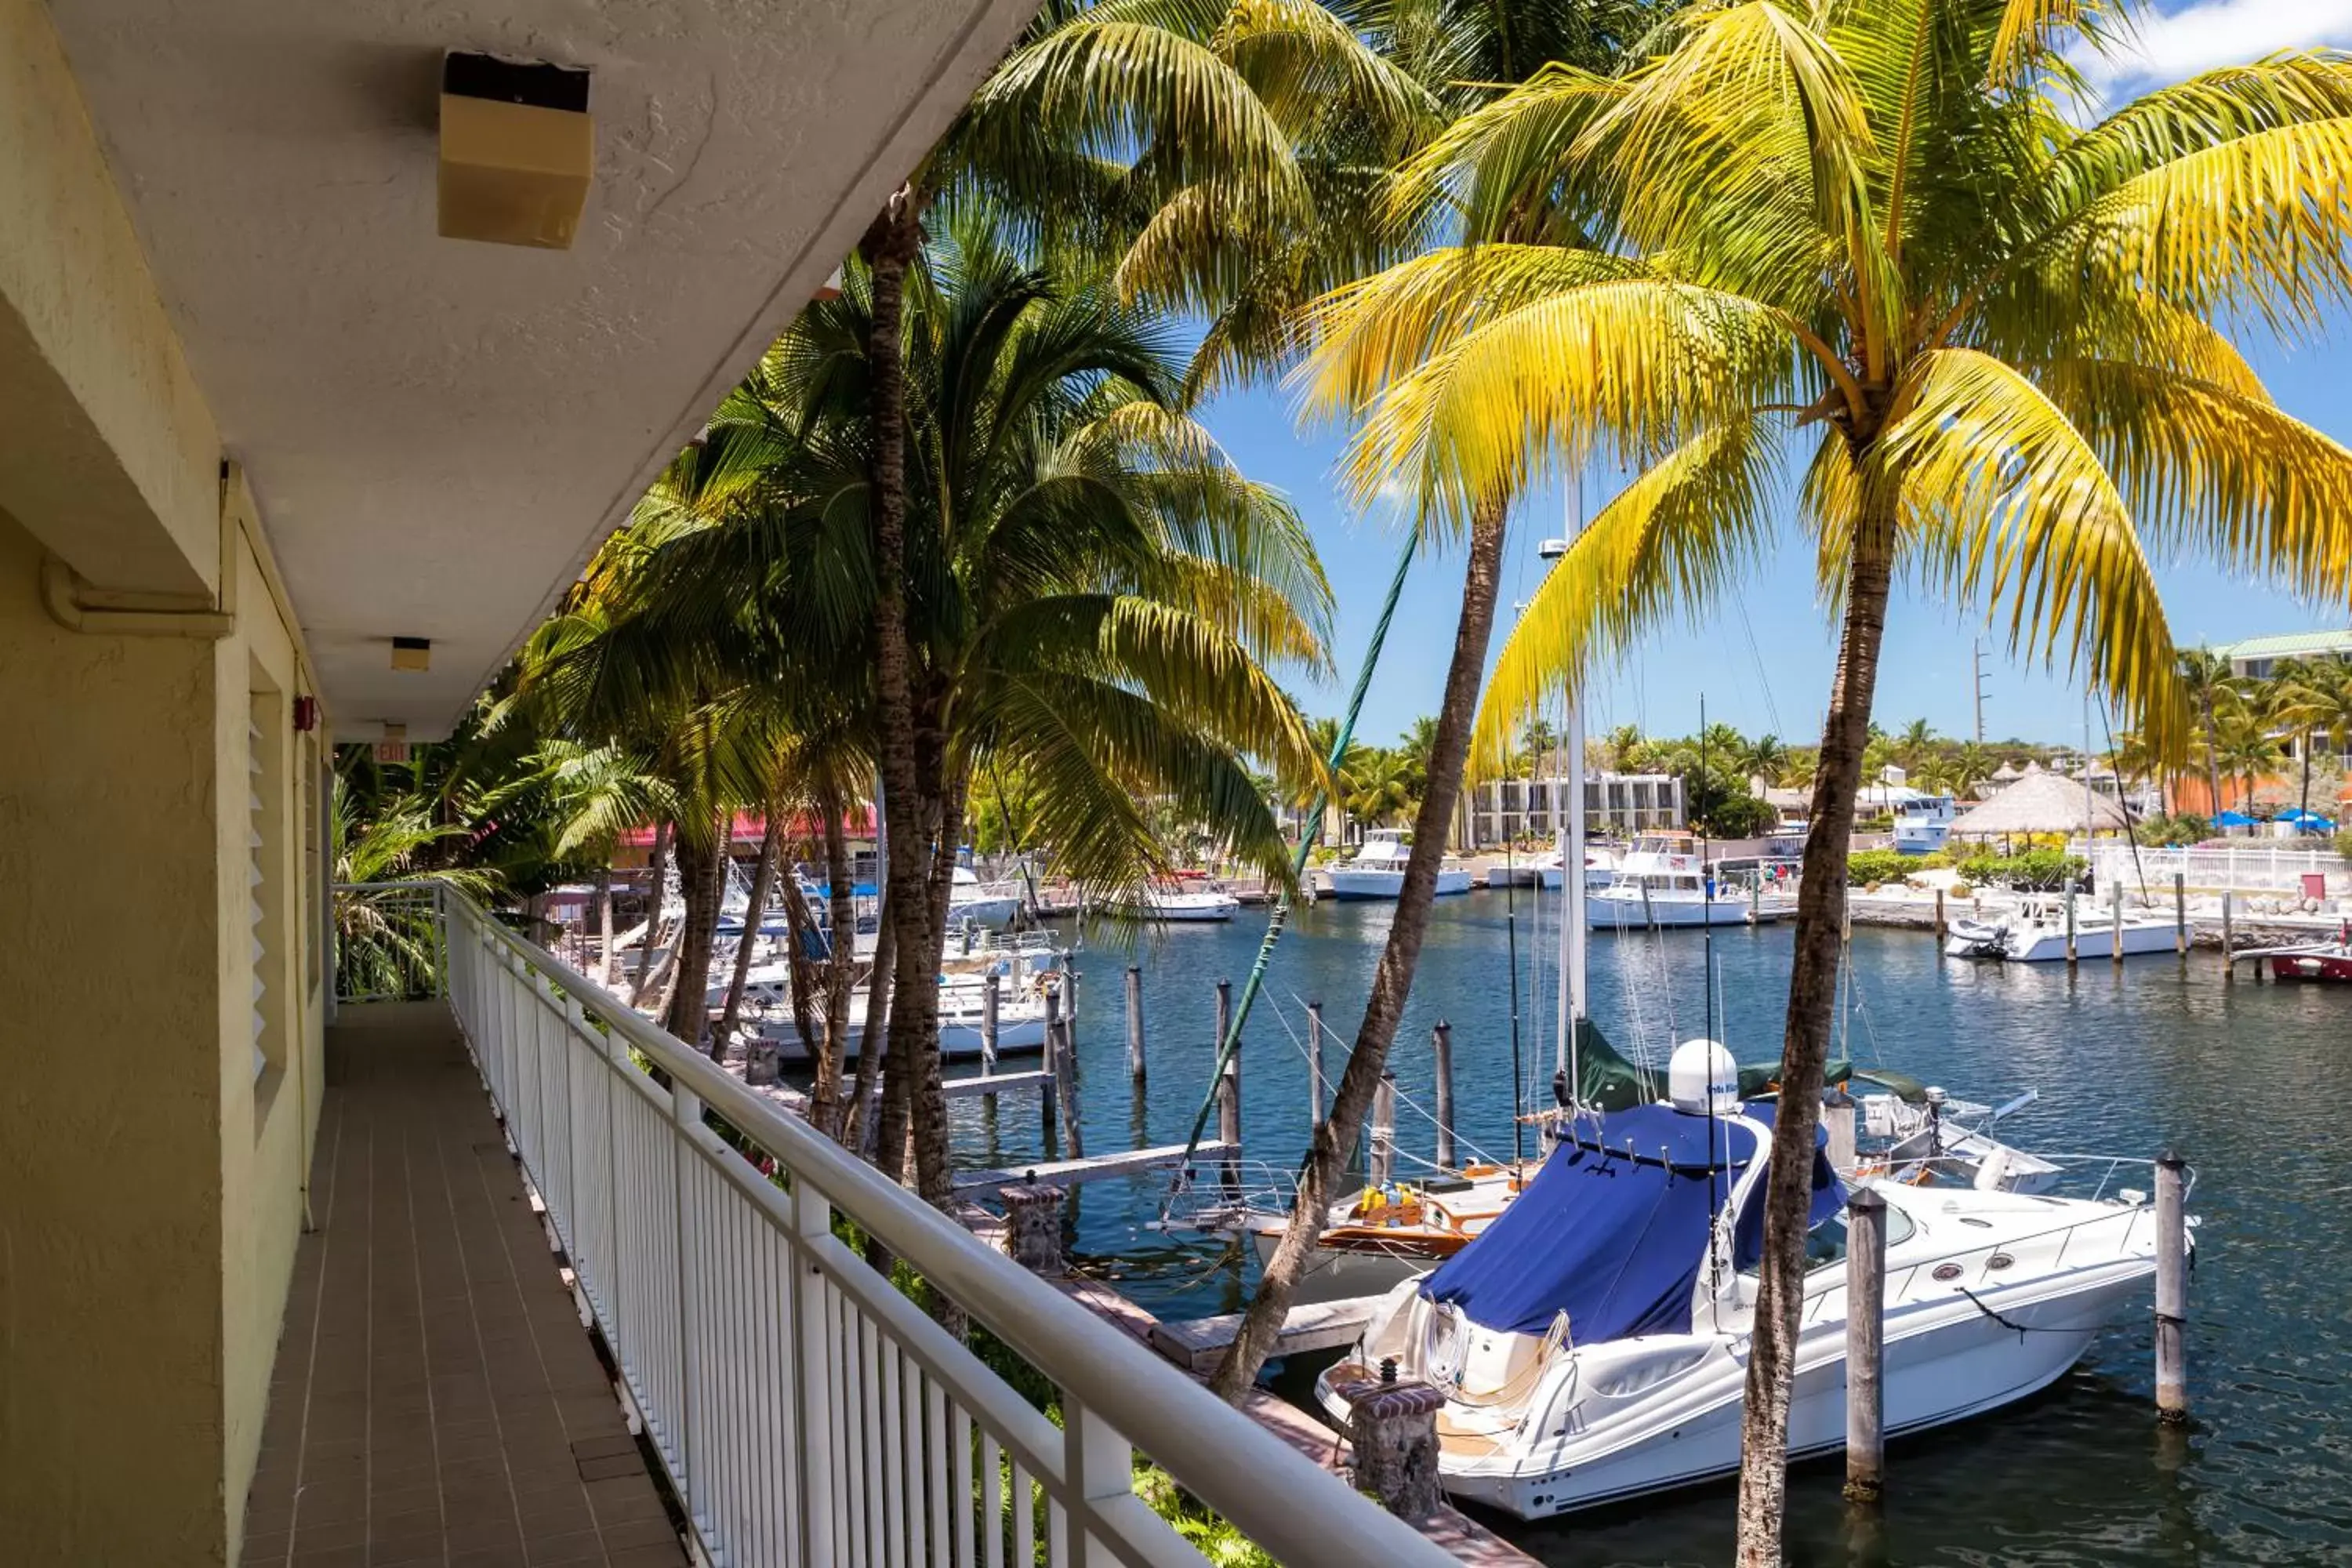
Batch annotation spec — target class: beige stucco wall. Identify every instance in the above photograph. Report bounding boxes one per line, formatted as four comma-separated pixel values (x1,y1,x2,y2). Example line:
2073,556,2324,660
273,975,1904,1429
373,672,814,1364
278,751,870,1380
0,5,328,1552
0,0,222,597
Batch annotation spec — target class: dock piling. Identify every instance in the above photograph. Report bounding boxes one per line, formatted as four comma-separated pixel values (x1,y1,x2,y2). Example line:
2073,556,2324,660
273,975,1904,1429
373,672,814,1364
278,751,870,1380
2112,886,2125,969
1052,1002,1085,1160
1934,886,1946,942
1307,999,1327,1131
2222,892,2235,984
1432,1021,1456,1171
2156,1151,2189,1423
2065,886,2078,967
1124,965,1146,1084
1370,1072,1397,1188
1215,978,1240,1197
2173,873,2187,956
1845,1185,1888,1504
1041,986,1065,1147
981,972,1000,1078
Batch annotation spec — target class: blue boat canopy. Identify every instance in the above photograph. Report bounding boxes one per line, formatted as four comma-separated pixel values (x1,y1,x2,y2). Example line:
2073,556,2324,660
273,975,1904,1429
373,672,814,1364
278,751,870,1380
1421,1102,1841,1342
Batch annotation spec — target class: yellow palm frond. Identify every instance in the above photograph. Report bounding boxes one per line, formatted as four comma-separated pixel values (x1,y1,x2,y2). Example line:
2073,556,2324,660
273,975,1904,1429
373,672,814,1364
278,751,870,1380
1884,348,2189,758
2045,360,2352,607
1988,0,2101,87
1295,244,1650,422
1470,419,1780,776
1381,62,1621,243
1330,278,1803,528
1215,0,1443,154
2036,116,2352,341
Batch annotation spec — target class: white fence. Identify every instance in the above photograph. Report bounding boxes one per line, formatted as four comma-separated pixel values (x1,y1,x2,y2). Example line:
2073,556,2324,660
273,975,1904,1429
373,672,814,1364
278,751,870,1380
2082,841,2350,897
372,884,1450,1568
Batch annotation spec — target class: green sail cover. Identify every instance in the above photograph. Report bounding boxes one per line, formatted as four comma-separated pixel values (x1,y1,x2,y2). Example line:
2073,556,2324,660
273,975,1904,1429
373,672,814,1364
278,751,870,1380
1571,1016,1850,1111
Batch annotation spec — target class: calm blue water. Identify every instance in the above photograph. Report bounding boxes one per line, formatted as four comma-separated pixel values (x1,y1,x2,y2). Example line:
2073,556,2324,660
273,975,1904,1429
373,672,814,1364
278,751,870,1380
932,891,2351,1566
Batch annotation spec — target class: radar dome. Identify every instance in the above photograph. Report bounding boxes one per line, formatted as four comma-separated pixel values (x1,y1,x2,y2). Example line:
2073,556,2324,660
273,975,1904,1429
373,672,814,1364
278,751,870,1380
1667,1038,1739,1116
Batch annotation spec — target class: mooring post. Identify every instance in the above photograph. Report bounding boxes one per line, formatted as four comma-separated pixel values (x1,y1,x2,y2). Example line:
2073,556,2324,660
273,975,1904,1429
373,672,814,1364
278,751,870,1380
1934,885,1947,942
1215,978,1240,1196
1333,1365,1444,1522
1307,999,1328,1131
981,972,1000,1079
2155,1151,2189,1423
1041,985,1064,1147
1053,1004,1084,1160
1370,1071,1398,1188
1123,964,1146,1084
2112,884,2126,969
1432,1020,1456,1170
1000,1182,1066,1276
2222,891,2235,985
2065,885,2078,967
1846,1185,1888,1504
1823,1089,1857,1173
2174,872,2188,956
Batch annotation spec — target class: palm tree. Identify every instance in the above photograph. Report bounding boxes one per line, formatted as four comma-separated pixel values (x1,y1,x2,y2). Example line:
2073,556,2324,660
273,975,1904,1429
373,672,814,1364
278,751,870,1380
2280,657,2352,819
1602,722,1648,773
1302,8,2352,1553
2177,646,2244,818
1739,732,1789,790
1896,717,1936,772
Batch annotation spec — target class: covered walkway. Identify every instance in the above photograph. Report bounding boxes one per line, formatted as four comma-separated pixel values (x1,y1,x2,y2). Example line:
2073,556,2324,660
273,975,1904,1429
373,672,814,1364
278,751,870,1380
242,1004,687,1567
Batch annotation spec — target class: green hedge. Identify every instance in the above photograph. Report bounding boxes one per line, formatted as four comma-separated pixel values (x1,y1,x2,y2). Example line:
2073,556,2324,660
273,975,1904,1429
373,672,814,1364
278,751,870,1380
1954,849,2083,890
1847,849,1946,886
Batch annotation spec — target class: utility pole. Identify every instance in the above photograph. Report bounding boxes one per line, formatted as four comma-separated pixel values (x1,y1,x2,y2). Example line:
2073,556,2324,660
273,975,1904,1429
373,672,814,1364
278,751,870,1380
1972,637,1988,746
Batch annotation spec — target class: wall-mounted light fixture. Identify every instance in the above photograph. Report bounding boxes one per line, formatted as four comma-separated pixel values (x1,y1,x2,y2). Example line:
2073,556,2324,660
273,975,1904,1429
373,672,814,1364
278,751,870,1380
391,637,431,672
438,52,593,249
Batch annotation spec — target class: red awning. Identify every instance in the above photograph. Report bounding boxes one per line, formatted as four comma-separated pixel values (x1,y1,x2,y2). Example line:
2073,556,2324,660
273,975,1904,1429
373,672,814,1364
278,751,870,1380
617,805,878,848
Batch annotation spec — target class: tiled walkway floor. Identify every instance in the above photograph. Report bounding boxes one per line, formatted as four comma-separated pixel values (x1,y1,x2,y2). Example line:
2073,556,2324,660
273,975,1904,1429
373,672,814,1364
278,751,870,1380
244,1003,687,1568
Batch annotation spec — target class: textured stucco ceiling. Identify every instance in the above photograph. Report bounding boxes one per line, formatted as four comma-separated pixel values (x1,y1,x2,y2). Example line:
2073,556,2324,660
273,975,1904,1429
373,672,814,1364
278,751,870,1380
49,0,1041,738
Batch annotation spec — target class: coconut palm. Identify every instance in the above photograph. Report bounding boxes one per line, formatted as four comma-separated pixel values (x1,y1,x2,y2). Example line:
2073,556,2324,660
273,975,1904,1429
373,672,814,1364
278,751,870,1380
1738,731,1790,789
2176,646,2245,818
1298,6,2352,1552
2280,658,2352,811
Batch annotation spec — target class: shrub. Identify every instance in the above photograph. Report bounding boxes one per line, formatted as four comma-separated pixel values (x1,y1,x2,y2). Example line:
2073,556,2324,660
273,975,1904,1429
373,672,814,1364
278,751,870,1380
1846,848,1948,886
1956,849,2082,889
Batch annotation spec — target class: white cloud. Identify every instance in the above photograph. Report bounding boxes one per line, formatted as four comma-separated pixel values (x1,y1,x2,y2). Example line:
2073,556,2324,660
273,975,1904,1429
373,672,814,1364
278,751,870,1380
2076,0,2352,99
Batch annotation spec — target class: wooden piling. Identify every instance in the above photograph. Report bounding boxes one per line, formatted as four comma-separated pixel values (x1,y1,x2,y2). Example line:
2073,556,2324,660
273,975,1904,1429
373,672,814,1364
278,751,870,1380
2172,873,2187,956
981,973,1000,1077
2065,886,2078,966
1041,985,1064,1145
1215,979,1240,1196
1307,999,1327,1131
1845,1186,1888,1504
1934,885,1946,942
1053,1003,1085,1160
1370,1072,1398,1188
2222,892,2235,984
2112,887,2125,970
1124,964,1146,1084
2155,1151,2189,1423
1432,1021,1456,1171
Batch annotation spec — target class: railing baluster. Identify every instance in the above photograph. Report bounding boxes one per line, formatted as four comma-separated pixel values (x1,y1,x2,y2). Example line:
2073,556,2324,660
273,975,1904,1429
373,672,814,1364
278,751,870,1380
790,1179,833,1568
982,1434,1005,1568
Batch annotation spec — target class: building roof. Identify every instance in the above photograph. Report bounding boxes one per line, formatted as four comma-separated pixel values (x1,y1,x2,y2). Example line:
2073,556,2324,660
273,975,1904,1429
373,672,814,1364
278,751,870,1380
2212,630,2352,662
1948,772,2128,837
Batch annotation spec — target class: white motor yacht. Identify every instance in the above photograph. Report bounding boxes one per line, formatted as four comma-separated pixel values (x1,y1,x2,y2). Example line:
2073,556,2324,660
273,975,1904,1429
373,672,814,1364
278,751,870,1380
1536,845,1619,891
1105,874,1242,923
948,864,1025,928
1314,1041,2179,1520
1327,829,1473,900
1587,833,1794,927
1944,895,2184,960
745,966,1056,1062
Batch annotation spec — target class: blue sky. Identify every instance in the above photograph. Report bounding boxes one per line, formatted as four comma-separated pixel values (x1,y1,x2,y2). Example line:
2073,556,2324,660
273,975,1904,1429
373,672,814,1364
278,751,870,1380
1192,1,2352,752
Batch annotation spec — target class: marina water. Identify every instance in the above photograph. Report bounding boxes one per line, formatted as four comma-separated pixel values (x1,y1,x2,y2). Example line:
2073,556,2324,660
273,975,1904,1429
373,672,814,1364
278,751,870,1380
934,891,2348,1566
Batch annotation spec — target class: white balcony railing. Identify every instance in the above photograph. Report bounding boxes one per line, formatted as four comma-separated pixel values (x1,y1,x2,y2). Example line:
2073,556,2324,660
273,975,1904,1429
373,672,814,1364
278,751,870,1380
347,884,1451,1568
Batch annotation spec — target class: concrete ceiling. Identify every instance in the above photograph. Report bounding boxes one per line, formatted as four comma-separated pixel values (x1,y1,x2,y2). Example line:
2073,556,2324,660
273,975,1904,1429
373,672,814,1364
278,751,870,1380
49,0,1041,739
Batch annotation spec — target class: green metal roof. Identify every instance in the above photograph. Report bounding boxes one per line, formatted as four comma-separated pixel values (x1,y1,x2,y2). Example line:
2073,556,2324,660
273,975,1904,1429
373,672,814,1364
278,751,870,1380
2212,629,2352,662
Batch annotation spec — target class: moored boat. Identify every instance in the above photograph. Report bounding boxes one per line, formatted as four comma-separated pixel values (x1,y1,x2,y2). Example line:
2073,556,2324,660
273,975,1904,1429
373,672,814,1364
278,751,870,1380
1944,895,2184,960
1327,829,1473,900
2268,934,2352,982
1587,833,1793,927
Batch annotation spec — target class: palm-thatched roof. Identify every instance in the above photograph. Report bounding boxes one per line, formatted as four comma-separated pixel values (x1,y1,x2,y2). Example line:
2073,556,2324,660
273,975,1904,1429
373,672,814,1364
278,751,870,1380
1947,772,2129,838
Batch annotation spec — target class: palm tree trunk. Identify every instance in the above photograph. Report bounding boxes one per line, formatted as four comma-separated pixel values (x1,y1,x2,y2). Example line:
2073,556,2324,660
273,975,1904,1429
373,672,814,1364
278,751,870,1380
909,762,971,1206
811,789,857,1138
775,857,823,1055
844,900,897,1154
597,862,615,988
862,185,939,1196
1733,502,1900,1568
632,818,671,1001
2203,691,2223,821
715,813,782,1060
662,826,725,1048
1211,499,1508,1400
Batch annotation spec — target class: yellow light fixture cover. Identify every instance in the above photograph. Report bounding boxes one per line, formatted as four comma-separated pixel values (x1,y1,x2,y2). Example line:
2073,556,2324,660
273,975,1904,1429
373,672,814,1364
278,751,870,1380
438,90,592,249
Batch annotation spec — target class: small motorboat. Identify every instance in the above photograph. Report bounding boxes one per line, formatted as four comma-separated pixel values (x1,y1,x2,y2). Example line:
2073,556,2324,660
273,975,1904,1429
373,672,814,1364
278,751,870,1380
1104,873,1242,923
1312,1040,2183,1520
1535,845,1619,891
1944,895,2183,960
2268,931,2352,982
1326,829,1474,900
1587,834,1794,927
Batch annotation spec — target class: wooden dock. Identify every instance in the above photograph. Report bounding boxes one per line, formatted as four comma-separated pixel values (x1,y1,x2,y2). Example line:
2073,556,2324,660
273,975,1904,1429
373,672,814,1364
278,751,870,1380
1146,1294,1384,1374
941,1069,1054,1099
949,1140,1237,1195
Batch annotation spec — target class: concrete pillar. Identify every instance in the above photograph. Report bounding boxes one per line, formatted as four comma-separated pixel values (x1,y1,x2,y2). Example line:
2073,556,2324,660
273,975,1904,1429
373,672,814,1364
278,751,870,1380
1000,1182,1065,1275
744,1035,779,1087
1334,1367,1446,1521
